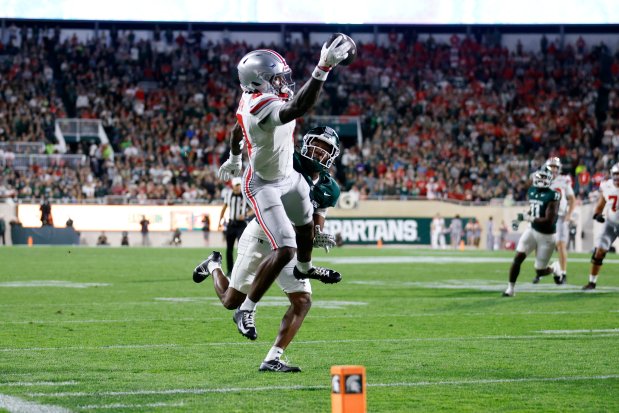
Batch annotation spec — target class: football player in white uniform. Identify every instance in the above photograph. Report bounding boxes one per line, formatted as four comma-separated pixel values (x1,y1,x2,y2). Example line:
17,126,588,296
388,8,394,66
545,157,575,284
194,127,341,372
503,167,560,297
217,40,351,340
583,163,619,290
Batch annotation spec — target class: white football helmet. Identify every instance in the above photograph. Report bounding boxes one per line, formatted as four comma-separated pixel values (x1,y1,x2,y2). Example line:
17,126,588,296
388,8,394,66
533,166,554,188
237,49,295,99
545,157,562,178
611,163,619,186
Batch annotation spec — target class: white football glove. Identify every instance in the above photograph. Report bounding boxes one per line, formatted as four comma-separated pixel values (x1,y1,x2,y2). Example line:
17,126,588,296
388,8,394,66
313,225,336,253
318,35,351,69
218,153,242,181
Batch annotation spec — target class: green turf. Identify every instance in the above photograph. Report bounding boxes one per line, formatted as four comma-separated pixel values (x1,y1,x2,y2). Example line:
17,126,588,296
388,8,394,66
0,246,617,412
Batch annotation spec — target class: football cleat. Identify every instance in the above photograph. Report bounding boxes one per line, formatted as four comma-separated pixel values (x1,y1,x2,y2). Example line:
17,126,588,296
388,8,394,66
582,282,596,291
192,251,222,283
233,308,257,340
532,274,548,284
293,266,342,284
259,359,301,373
501,291,514,297
551,261,566,285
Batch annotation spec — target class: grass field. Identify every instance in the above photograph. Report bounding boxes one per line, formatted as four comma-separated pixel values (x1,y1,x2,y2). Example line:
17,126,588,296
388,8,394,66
1,246,618,412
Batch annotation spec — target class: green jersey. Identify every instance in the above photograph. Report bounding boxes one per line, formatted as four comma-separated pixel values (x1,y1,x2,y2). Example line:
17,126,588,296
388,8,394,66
293,152,341,210
527,186,560,234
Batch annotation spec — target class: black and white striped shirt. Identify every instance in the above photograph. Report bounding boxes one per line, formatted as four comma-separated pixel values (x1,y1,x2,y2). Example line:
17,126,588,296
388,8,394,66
224,192,249,224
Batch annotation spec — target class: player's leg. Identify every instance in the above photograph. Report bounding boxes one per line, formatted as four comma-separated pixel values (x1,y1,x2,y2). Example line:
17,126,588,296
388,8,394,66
584,223,616,290
504,229,535,296
283,172,341,283
260,261,312,372
236,177,298,339
553,217,569,283
534,232,556,282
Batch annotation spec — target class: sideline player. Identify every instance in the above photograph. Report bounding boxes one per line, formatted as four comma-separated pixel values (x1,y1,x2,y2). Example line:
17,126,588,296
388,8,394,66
194,127,341,372
217,40,350,340
503,166,560,297
545,157,575,284
583,163,619,290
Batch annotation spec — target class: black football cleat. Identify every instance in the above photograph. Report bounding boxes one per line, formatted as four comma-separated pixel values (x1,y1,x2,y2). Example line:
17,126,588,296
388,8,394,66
192,251,222,283
582,282,596,291
553,274,566,285
259,359,301,373
532,274,548,284
293,266,342,284
233,308,257,340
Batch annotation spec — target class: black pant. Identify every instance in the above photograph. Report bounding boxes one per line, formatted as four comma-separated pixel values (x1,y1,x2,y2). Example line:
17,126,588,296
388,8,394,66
225,221,247,274
0,231,4,245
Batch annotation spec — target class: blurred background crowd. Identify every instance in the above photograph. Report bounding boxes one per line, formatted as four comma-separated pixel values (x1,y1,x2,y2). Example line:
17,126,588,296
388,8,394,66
0,24,618,204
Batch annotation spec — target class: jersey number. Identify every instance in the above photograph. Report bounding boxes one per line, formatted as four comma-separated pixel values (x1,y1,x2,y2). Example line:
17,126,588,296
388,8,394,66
610,195,618,212
529,203,541,218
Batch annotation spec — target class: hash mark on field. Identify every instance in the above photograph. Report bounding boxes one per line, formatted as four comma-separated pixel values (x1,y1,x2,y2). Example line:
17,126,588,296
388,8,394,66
3,332,619,353
26,375,619,398
0,393,72,412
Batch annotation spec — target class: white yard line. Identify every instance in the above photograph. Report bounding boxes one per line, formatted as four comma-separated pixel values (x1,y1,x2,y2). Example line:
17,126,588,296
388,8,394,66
0,382,77,387
319,256,619,264
79,402,184,410
538,328,619,334
3,332,619,353
26,375,619,398
0,394,72,413
0,309,615,326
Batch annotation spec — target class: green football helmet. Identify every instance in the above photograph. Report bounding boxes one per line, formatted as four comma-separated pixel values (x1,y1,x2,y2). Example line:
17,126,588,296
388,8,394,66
300,126,341,171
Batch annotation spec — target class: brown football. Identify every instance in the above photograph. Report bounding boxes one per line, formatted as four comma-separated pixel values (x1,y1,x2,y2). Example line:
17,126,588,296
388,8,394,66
326,33,357,66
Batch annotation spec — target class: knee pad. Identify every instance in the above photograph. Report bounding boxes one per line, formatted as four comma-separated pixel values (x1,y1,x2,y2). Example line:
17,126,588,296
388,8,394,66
591,248,606,266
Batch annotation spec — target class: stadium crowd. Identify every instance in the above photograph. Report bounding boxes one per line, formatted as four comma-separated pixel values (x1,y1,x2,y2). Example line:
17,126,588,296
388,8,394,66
0,25,618,204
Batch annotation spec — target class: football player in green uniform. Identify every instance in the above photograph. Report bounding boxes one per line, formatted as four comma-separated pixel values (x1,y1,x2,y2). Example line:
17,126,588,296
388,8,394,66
503,166,560,297
193,126,341,372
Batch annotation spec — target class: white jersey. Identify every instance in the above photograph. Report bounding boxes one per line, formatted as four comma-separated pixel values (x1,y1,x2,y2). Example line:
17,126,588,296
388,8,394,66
431,217,445,233
550,174,574,216
236,92,295,181
600,179,619,223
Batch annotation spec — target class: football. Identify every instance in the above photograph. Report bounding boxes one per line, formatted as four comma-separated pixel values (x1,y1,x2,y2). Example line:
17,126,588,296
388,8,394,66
326,33,357,66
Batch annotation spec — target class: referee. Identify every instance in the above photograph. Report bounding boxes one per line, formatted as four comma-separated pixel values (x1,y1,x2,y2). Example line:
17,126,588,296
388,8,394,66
219,177,253,274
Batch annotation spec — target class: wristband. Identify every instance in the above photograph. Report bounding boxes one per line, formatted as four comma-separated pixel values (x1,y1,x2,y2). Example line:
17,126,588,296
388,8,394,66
230,153,242,162
312,66,330,81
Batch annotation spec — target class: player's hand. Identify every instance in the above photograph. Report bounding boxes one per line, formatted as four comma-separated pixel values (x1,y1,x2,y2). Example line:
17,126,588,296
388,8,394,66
511,220,520,231
218,154,242,180
313,225,336,253
318,35,351,69
517,213,533,223
593,213,605,223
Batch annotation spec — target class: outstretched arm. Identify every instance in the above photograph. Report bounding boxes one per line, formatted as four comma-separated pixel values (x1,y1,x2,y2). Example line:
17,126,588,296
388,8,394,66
278,35,351,124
